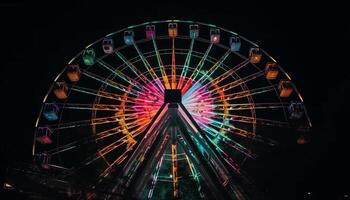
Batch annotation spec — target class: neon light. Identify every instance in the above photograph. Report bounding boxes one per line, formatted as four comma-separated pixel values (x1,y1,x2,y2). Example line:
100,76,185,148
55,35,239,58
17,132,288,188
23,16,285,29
178,39,194,89
132,81,164,128
152,39,171,89
183,81,215,127
171,38,177,89
171,144,178,198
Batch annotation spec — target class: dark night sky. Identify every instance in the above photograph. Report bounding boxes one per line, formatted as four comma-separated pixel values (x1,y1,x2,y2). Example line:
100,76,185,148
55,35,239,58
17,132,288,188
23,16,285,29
1,0,349,199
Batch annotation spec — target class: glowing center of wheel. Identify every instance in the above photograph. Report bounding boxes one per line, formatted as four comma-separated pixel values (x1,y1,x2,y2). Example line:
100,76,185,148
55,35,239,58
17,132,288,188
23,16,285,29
132,82,164,125
131,81,214,128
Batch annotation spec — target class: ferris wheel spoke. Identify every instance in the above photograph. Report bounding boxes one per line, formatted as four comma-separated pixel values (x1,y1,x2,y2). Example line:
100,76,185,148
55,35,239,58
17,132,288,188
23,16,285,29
182,83,209,103
182,43,213,94
177,39,194,89
226,125,255,138
71,85,121,101
201,111,289,128
96,59,141,90
221,135,256,159
171,38,177,89
251,134,279,146
206,59,250,87
196,49,231,84
71,86,160,107
48,116,119,130
123,123,149,137
183,93,211,106
199,84,277,105
47,141,80,155
95,127,121,140
98,149,132,178
193,120,254,158
84,134,132,165
209,123,275,148
191,43,214,82
231,115,289,128
117,111,150,120
97,59,164,100
42,127,135,157
219,150,246,177
114,51,163,96
206,140,252,167
207,71,264,95
86,129,144,168
115,117,154,132
133,42,165,90
42,128,124,156
51,109,151,127
195,114,234,131
96,124,143,142
71,85,149,105
203,117,255,140
152,39,171,89
223,84,277,101
82,70,138,96
55,103,120,111
98,125,144,142
84,145,122,166
209,102,288,111
183,51,239,99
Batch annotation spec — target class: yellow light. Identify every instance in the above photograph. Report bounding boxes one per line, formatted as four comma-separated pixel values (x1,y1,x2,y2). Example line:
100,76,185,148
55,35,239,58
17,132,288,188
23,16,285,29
171,144,178,198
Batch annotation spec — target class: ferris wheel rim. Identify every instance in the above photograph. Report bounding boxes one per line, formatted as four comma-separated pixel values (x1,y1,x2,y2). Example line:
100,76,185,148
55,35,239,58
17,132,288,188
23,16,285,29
34,20,309,135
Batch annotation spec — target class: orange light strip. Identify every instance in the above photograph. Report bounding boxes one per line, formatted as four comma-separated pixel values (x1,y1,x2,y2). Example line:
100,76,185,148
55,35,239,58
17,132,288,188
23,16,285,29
152,39,171,89
207,71,264,95
171,144,179,198
204,59,250,89
99,149,131,178
171,38,177,89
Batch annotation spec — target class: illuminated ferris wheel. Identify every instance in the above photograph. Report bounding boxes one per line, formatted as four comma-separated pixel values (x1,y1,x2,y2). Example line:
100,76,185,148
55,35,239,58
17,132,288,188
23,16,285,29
33,20,312,199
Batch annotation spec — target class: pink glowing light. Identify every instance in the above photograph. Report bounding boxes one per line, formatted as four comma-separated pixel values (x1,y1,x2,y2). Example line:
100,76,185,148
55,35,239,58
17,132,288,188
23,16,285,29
131,79,216,130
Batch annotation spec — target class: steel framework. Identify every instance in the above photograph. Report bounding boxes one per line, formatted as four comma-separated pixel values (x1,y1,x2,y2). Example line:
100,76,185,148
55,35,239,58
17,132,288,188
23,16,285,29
24,20,313,199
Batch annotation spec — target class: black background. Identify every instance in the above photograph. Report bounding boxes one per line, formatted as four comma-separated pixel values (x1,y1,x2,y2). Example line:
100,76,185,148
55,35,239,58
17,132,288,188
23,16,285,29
1,0,349,199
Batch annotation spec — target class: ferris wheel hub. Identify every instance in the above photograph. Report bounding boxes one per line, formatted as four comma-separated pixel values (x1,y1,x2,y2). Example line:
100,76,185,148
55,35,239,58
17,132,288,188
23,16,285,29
164,89,182,103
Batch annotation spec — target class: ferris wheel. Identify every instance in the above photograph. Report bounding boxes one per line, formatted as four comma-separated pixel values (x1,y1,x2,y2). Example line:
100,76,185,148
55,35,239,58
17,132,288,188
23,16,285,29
32,20,312,199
